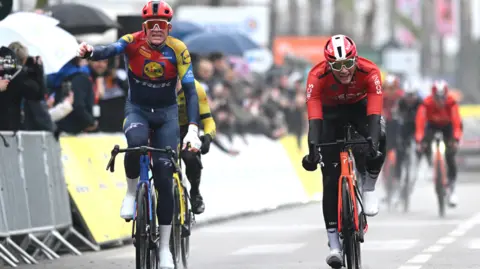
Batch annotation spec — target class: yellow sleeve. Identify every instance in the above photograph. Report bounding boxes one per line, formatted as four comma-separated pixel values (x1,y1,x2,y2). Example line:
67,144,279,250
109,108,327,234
195,80,216,138
165,37,194,84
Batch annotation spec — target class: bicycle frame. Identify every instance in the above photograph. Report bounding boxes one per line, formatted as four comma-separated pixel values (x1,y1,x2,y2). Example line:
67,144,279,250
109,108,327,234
132,154,155,223
433,135,447,189
338,149,360,233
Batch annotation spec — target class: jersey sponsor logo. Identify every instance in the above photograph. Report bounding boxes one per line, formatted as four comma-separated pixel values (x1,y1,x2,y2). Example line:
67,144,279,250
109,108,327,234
306,83,314,100
122,34,134,43
181,49,191,64
124,122,144,134
143,60,164,79
185,69,194,78
132,77,172,88
372,74,382,94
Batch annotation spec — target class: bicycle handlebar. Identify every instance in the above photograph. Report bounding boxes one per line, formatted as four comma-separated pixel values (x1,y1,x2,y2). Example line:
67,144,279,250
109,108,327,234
106,145,178,173
316,137,383,159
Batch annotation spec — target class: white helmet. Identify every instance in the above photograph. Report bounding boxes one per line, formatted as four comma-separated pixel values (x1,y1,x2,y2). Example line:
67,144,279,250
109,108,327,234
404,80,419,95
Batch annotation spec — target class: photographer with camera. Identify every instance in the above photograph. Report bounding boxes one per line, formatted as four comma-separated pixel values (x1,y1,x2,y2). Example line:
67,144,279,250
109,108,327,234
0,44,46,131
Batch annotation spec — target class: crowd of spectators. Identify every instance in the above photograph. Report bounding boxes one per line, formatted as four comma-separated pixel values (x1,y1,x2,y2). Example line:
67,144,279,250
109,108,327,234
0,41,308,151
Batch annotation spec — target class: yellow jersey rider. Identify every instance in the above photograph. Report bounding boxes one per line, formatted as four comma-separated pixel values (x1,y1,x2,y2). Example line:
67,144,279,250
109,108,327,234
177,79,216,214
76,1,201,268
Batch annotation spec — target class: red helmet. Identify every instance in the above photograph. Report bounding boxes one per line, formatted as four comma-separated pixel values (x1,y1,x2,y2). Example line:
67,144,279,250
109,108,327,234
142,0,173,21
324,35,357,62
432,80,449,99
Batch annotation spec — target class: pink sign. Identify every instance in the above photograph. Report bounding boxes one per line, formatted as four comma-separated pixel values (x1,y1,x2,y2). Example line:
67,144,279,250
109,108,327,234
436,0,454,35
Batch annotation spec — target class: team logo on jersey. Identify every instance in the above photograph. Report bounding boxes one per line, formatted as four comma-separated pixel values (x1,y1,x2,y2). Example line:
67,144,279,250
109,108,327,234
181,49,191,64
122,34,134,43
143,60,164,79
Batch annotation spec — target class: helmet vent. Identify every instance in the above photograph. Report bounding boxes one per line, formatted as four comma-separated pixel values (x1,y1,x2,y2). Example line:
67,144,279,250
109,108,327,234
336,47,343,58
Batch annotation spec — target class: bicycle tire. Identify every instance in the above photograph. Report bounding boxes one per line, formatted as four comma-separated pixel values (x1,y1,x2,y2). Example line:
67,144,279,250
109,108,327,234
170,184,181,268
435,155,446,217
136,183,153,269
341,177,357,269
150,183,159,269
181,188,191,269
383,157,394,210
402,150,411,213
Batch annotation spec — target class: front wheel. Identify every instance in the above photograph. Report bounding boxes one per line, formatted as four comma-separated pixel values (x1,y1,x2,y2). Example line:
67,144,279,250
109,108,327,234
170,184,181,268
341,178,360,269
434,156,446,218
181,189,192,268
135,183,155,269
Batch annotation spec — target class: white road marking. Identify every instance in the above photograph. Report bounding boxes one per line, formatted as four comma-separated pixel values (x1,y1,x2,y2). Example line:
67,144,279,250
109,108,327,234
231,243,305,255
423,245,444,253
407,254,432,264
398,212,480,269
398,266,423,269
199,220,461,233
436,236,455,245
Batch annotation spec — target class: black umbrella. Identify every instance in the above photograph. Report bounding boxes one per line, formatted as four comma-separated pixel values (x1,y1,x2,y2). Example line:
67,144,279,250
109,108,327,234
43,3,120,35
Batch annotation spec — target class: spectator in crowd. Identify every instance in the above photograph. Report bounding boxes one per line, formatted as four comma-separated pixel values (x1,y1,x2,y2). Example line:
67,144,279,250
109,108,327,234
209,52,229,81
88,57,128,132
0,43,45,131
7,42,56,132
47,57,97,134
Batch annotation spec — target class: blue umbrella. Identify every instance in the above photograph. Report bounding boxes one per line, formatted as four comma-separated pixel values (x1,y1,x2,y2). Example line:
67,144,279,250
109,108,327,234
169,21,204,40
182,31,260,56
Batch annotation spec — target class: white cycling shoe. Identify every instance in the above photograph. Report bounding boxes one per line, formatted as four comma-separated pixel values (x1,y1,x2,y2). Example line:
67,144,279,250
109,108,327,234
120,177,138,220
159,225,174,269
362,190,379,216
448,189,458,207
326,249,343,269
120,193,135,220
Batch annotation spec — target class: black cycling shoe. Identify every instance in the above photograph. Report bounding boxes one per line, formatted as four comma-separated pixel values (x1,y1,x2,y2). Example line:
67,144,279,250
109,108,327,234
191,193,205,214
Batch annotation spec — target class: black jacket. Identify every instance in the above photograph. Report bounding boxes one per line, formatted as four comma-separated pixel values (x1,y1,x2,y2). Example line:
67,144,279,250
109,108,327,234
0,72,43,131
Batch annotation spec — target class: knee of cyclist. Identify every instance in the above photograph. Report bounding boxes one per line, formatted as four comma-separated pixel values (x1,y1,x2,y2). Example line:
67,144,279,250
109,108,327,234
126,131,149,148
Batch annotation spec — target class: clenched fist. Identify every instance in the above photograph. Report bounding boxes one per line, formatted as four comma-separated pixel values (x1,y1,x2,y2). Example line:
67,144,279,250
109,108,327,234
76,42,94,58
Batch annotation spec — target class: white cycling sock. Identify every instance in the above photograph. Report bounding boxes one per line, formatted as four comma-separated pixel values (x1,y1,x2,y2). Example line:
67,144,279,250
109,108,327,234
327,228,341,250
159,225,171,250
126,176,138,196
363,172,378,192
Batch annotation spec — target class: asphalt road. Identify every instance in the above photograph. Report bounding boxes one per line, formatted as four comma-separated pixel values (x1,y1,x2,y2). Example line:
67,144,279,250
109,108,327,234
23,172,480,269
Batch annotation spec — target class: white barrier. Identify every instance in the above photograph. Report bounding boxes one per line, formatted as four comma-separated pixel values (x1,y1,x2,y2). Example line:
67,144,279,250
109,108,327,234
197,134,311,223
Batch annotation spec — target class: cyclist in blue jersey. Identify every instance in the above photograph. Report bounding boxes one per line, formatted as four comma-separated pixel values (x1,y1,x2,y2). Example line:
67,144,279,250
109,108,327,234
76,1,201,268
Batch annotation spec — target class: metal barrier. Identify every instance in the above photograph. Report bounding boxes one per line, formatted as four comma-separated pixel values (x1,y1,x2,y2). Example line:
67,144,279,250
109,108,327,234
0,131,96,267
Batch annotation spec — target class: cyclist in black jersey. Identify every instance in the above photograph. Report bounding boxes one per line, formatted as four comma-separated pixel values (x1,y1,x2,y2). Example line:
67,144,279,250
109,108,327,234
395,81,423,181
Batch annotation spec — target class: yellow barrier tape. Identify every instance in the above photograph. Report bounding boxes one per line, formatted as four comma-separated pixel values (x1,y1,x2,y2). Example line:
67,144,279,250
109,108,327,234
60,135,131,245
459,105,480,118
280,135,323,199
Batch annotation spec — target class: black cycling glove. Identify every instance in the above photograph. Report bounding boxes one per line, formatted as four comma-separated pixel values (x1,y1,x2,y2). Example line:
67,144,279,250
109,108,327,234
367,114,381,158
302,119,323,171
199,134,213,155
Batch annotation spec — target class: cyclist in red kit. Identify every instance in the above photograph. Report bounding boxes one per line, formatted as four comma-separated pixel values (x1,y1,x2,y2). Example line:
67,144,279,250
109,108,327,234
416,80,462,207
301,34,386,268
383,74,404,152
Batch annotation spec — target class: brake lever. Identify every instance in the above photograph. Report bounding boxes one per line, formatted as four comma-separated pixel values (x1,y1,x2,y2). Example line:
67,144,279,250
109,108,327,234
106,145,120,172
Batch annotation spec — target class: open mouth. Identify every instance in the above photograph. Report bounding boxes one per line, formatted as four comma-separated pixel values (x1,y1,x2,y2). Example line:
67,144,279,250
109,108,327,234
151,31,163,38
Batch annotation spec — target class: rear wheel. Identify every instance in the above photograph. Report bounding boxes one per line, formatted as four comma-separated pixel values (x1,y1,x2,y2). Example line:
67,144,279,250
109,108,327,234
170,184,181,268
401,152,411,213
181,188,191,268
150,184,159,269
